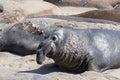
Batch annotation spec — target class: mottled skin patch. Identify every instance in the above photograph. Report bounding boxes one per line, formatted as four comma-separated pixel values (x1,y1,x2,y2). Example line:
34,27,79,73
0,18,54,56
14,23,24,30
37,28,120,73
14,21,44,35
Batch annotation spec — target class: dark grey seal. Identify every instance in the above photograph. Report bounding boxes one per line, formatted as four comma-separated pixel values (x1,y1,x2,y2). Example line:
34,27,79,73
0,15,120,56
36,28,120,73
0,18,55,56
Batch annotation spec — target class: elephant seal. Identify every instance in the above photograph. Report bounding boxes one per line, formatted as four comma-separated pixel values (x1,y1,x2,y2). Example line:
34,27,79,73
0,15,120,56
0,0,62,23
72,10,120,23
79,0,120,9
44,0,120,9
36,28,120,73
0,17,56,56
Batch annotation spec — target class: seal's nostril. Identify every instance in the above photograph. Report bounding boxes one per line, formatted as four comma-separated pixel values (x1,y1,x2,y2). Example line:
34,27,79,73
36,50,45,64
0,9,3,12
0,4,3,13
36,54,42,64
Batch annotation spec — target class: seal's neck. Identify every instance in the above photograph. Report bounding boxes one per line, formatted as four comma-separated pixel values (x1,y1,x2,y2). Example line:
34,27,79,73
52,51,90,73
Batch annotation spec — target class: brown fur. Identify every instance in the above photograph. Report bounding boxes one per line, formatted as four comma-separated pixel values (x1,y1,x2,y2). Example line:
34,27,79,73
0,0,62,23
72,10,120,23
79,0,120,9
44,0,120,9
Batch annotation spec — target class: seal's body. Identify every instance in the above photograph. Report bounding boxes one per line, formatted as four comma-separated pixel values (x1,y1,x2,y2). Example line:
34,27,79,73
0,15,120,56
44,0,120,9
0,0,62,23
79,0,120,9
0,18,54,56
72,10,120,23
37,28,120,73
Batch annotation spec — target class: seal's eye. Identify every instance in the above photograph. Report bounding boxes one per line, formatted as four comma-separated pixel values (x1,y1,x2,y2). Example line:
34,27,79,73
52,35,58,41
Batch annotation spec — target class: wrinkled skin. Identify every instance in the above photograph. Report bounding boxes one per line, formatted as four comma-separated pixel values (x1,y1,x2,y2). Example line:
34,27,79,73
37,28,120,73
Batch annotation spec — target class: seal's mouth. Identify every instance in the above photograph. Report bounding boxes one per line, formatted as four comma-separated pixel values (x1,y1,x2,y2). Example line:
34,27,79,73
36,41,56,64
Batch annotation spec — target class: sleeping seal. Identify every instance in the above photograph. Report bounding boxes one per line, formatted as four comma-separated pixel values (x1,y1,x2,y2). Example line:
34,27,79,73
0,0,62,23
71,10,120,23
0,18,54,56
44,0,120,9
36,28,120,73
79,0,120,9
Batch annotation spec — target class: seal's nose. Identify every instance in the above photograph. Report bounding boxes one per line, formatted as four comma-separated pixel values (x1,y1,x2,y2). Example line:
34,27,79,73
36,50,42,64
0,4,3,12
36,50,45,64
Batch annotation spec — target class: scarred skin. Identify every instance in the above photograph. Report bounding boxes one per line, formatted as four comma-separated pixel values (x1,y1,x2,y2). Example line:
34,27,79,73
36,28,120,73
0,18,54,56
71,10,120,23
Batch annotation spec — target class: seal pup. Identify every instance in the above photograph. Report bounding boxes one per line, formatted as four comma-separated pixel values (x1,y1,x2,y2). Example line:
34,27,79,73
37,28,120,73
72,10,120,23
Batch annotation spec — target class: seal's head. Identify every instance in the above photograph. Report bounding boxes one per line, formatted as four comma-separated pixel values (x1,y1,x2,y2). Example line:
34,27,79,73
36,28,66,64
